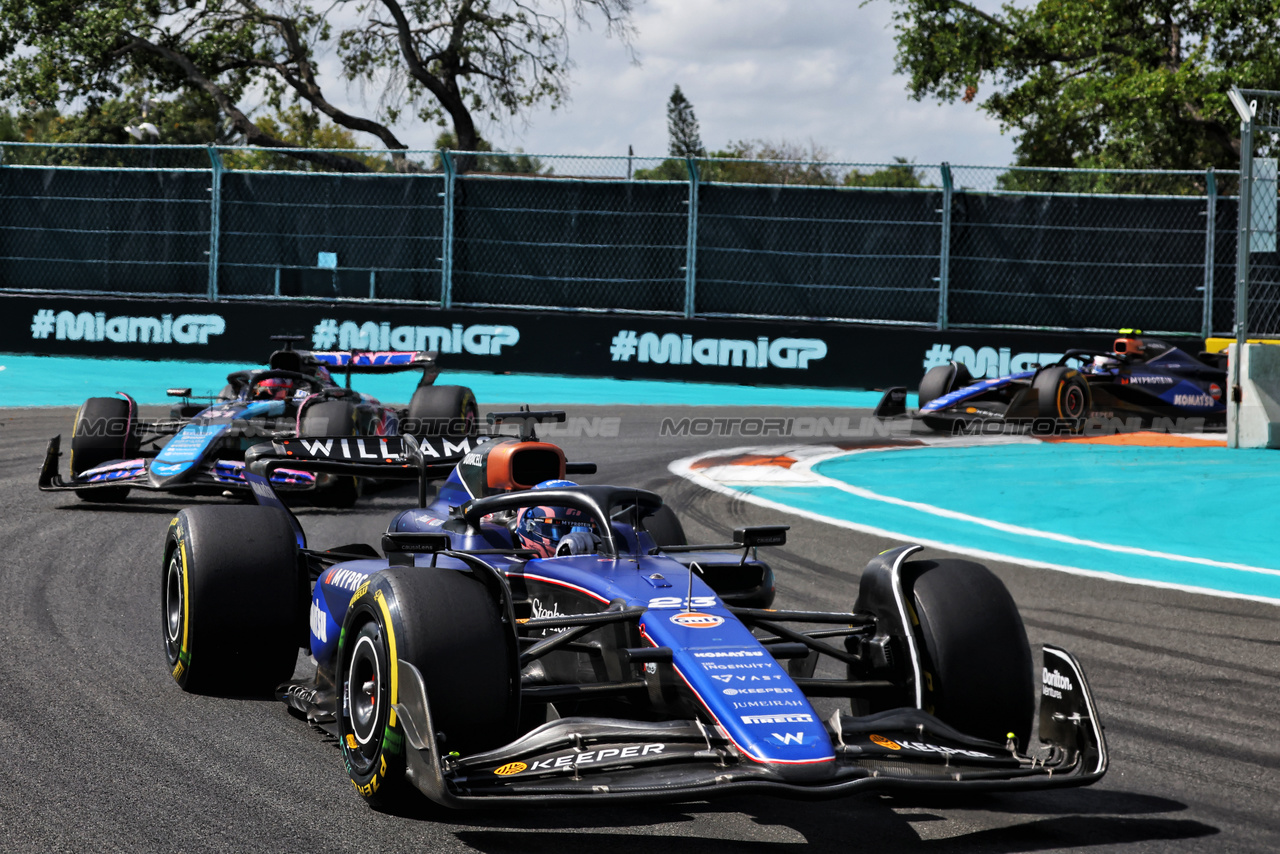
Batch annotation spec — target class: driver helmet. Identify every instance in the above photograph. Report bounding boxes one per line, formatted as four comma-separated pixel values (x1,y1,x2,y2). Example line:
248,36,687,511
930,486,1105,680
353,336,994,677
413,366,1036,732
253,376,296,400
515,480,590,558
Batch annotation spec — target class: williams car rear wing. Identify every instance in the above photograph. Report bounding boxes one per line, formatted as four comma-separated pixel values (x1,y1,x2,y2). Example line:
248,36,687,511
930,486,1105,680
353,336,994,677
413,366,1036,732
245,432,482,515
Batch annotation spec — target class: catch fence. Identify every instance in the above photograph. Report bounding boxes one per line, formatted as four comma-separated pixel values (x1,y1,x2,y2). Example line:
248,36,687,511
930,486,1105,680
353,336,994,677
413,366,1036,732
0,142,1257,335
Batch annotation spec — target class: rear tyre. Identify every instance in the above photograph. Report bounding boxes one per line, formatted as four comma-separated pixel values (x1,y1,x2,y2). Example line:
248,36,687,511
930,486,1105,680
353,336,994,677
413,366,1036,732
299,399,361,507
407,385,478,436
338,567,516,808
642,504,688,547
162,506,302,695
903,558,1034,749
1033,366,1091,421
71,396,138,502
917,362,973,409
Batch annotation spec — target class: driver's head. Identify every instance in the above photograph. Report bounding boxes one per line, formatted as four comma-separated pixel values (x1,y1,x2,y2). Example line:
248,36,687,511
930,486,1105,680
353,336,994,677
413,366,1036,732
253,376,296,400
515,480,589,558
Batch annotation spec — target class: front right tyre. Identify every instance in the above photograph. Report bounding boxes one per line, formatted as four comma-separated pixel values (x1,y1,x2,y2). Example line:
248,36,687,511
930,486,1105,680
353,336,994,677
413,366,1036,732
71,396,138,501
337,566,517,808
903,558,1034,749
917,361,973,409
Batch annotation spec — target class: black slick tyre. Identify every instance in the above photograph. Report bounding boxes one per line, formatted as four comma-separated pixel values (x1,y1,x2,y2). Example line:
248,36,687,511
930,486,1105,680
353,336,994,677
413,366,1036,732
338,567,516,808
1033,366,1091,421
917,362,973,409
407,385,478,436
299,398,361,507
162,506,302,695
71,396,138,501
642,504,688,547
902,558,1034,749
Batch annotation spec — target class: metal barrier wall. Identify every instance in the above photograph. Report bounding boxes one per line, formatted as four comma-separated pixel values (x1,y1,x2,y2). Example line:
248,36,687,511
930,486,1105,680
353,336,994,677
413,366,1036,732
0,142,1251,334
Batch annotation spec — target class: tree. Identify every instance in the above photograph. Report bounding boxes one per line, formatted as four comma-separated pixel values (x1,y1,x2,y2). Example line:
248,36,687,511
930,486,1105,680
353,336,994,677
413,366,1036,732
221,106,406,171
1,92,230,147
433,131,549,174
883,0,1280,169
844,156,926,188
635,137,840,184
0,0,636,172
666,85,704,158
704,139,838,185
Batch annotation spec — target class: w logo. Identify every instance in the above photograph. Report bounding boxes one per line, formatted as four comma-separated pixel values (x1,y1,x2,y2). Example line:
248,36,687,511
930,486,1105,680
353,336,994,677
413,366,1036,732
771,732,805,745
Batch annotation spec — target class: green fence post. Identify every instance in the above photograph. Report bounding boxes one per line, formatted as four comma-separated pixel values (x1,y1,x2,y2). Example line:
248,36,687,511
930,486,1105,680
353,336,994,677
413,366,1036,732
1201,168,1217,339
1229,94,1254,449
206,147,223,302
937,162,953,330
440,150,455,309
684,157,700,319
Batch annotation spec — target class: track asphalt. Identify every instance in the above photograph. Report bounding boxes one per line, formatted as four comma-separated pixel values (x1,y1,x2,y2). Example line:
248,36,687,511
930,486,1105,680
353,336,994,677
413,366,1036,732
2,403,1277,851
3,342,1279,852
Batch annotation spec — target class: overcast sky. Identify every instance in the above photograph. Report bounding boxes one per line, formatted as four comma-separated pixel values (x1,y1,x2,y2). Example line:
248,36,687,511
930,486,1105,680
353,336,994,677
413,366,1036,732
386,0,1018,167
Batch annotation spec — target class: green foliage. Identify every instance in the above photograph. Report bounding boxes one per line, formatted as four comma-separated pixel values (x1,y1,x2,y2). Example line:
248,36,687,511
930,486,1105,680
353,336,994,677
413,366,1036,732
1,93,226,146
220,108,405,172
843,156,926,188
432,131,549,174
701,140,839,185
0,93,227,167
884,0,1280,169
632,158,690,181
0,0,636,168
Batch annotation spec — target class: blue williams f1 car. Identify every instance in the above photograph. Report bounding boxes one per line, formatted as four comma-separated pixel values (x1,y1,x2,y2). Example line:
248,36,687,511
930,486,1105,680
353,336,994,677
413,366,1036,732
877,333,1227,433
39,339,478,506
160,412,1106,808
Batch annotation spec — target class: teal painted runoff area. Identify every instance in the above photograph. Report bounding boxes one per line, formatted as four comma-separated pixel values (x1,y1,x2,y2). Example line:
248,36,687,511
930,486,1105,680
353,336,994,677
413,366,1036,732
745,443,1280,602
0,353,906,408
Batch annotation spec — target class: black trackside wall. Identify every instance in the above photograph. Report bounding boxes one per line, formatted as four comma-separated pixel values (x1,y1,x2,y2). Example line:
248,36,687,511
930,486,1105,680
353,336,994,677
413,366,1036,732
7,293,1177,389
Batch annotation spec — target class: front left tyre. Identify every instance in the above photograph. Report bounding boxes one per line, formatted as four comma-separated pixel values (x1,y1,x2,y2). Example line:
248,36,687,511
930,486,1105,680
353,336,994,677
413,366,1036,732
162,506,303,695
1033,366,1091,421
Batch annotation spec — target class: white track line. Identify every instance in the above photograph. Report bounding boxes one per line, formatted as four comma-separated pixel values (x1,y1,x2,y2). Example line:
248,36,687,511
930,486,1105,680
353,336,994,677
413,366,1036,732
783,447,1280,578
669,451,1280,606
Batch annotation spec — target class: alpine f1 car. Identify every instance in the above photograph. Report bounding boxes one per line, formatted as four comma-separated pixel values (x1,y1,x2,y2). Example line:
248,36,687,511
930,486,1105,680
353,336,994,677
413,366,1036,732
160,411,1107,808
39,338,478,505
876,333,1227,432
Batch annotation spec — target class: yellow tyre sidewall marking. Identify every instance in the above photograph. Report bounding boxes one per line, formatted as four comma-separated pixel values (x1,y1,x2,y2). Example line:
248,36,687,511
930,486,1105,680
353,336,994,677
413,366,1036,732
374,589,398,728
168,520,192,682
